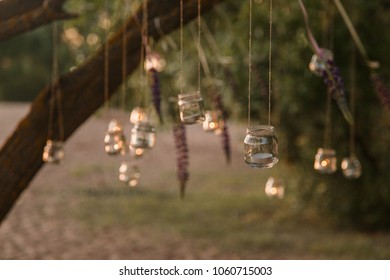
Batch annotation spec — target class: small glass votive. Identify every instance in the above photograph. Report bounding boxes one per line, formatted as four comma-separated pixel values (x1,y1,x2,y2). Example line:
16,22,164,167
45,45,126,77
178,91,205,125
119,162,141,187
104,119,126,155
265,177,285,199
42,140,65,164
244,125,279,169
203,110,223,133
129,122,156,149
314,148,337,174
129,107,149,125
341,155,362,179
144,52,166,72
309,48,333,76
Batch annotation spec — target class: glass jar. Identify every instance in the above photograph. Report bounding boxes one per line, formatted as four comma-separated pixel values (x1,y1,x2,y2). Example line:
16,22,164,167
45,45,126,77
104,119,126,155
129,107,149,125
309,48,333,76
341,155,362,179
42,140,64,164
144,52,166,72
203,110,223,133
178,91,205,124
119,162,141,187
244,125,279,168
129,122,156,149
265,177,285,199
314,148,337,174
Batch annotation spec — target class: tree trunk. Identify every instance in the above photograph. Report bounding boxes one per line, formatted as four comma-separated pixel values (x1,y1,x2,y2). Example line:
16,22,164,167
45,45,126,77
0,0,224,225
0,0,76,41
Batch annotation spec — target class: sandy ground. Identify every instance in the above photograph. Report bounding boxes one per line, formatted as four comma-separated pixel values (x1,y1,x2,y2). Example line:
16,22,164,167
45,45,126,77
0,102,248,259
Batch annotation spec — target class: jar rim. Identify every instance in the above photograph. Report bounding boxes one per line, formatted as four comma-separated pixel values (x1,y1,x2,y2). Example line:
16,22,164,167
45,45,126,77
178,91,201,99
317,147,336,155
246,125,274,133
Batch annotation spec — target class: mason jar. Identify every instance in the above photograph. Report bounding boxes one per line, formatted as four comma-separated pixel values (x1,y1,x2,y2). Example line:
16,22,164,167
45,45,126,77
265,176,285,199
42,140,65,164
119,162,141,187
129,122,156,149
314,148,337,174
104,119,126,155
244,125,279,169
178,91,205,124
341,155,362,179
202,110,220,132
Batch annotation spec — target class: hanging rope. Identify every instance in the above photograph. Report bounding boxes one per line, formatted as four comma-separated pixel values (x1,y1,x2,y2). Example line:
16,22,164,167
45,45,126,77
268,0,273,126
48,21,64,141
197,0,201,93
121,0,129,113
104,0,110,111
247,0,253,128
180,0,184,95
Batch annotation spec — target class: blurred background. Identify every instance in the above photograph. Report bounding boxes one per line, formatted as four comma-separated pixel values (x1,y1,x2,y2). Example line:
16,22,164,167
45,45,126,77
1,0,390,259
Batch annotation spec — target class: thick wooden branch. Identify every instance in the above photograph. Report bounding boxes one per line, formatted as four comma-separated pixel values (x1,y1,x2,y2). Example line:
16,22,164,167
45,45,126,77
0,0,76,41
0,0,224,224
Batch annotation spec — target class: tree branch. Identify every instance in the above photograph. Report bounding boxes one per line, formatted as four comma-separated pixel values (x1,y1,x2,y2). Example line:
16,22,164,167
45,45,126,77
0,0,76,41
0,0,224,225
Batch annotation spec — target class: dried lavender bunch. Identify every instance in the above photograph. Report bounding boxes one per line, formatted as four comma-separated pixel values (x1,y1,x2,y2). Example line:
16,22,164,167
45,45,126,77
370,72,390,112
173,124,189,199
150,69,163,124
213,93,231,164
321,58,354,125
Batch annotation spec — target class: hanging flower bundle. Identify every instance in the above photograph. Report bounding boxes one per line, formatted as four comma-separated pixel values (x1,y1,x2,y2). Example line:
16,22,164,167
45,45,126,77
298,0,353,125
173,123,189,198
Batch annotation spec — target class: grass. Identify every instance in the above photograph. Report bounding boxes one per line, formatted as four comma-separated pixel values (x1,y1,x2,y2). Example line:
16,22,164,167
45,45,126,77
69,166,390,259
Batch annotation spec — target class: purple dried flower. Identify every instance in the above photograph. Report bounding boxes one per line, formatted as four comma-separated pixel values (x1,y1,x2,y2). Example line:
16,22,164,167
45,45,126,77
321,58,354,125
213,93,231,164
150,69,163,124
370,72,390,112
173,124,189,199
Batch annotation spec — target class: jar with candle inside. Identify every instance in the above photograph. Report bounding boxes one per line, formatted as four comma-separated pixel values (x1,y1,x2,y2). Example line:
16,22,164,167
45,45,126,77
244,125,279,169
341,155,362,179
129,122,156,150
42,140,65,164
178,91,205,124
104,119,126,155
314,148,337,174
203,110,223,133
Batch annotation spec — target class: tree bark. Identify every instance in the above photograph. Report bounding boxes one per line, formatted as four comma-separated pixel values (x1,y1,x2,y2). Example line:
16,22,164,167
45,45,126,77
0,0,224,225
0,0,76,41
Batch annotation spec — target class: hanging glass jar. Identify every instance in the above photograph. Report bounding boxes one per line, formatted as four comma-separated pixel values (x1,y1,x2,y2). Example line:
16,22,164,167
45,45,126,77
177,91,205,124
341,155,362,179
309,48,334,76
244,125,279,169
265,177,285,199
314,148,337,174
144,52,166,73
129,122,156,149
129,107,149,125
203,110,224,133
42,140,65,164
104,119,126,155
119,162,141,187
